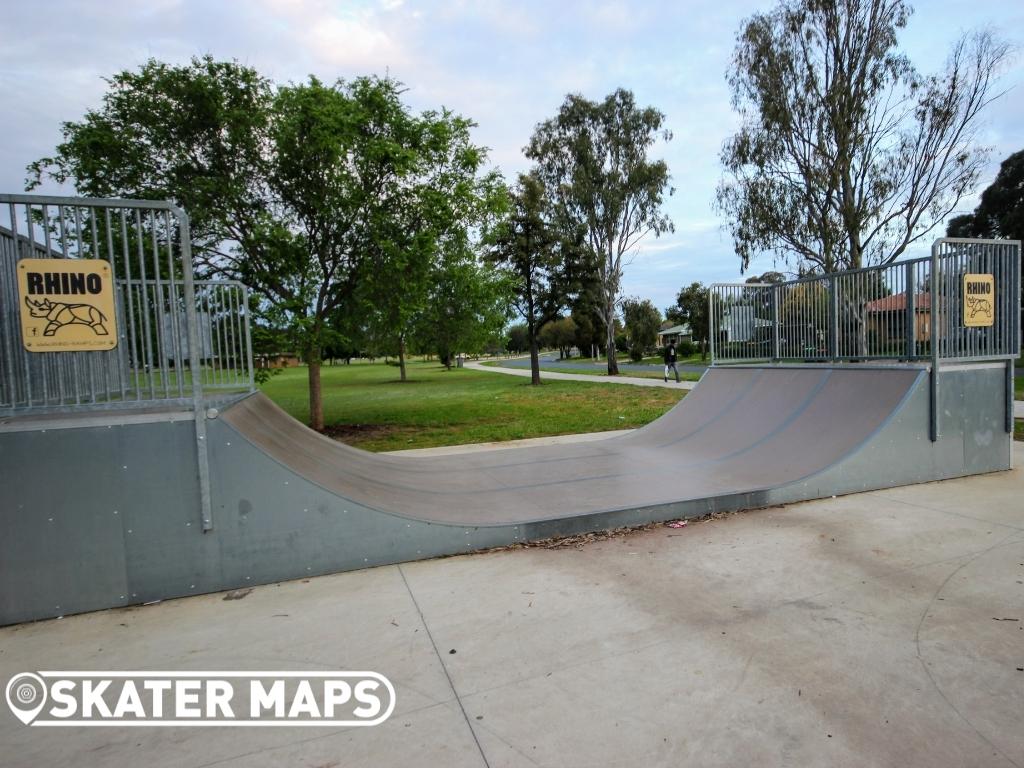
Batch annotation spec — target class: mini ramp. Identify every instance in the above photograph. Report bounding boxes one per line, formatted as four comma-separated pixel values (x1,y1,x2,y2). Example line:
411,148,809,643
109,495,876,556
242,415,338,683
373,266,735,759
2,362,1012,625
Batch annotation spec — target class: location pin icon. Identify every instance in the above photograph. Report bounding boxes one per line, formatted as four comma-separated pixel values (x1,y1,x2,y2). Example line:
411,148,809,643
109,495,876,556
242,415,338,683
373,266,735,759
5,673,47,725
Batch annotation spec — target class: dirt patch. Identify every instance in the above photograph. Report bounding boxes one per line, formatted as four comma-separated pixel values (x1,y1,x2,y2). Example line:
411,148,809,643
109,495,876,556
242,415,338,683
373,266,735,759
322,423,401,443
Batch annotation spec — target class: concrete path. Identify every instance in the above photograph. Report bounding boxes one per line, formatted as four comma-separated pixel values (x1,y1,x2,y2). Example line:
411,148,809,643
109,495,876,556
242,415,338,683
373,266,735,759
465,360,697,390
2,445,1022,767
492,355,708,376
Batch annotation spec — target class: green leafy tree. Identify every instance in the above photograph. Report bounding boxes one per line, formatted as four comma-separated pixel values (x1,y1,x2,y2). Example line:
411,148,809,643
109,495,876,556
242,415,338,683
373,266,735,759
506,323,529,354
538,316,577,359
27,56,275,279
947,149,1024,242
717,0,1009,273
29,60,499,430
488,173,577,384
621,297,661,362
267,75,433,429
673,283,711,360
360,106,505,381
526,89,673,375
415,248,513,369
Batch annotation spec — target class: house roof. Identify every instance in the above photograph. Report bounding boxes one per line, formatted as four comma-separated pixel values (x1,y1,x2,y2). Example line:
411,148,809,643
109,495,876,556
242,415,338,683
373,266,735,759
865,292,932,312
660,324,691,335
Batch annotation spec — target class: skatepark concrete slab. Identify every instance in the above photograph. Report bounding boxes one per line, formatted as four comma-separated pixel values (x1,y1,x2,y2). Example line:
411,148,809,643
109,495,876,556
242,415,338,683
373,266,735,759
2,444,1021,768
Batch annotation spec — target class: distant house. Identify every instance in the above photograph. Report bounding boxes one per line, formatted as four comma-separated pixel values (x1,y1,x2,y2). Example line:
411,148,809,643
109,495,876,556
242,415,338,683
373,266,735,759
657,323,692,347
864,292,932,343
721,306,772,343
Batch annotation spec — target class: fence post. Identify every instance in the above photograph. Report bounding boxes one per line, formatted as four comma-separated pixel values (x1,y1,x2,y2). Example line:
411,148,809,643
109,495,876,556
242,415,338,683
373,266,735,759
708,290,716,364
829,275,839,361
929,242,939,442
772,285,780,362
177,209,214,531
905,262,916,359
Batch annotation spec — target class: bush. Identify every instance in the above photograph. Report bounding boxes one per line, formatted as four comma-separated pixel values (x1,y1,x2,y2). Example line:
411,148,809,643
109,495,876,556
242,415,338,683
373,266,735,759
676,339,697,357
629,347,644,362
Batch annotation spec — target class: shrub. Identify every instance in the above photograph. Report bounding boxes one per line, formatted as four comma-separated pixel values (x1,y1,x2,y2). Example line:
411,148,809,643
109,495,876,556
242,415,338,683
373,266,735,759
676,339,697,357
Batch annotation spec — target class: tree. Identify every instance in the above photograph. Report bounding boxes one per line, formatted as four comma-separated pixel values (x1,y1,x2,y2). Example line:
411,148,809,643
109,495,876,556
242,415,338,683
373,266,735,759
621,297,661,362
746,271,786,285
27,57,274,270
414,247,513,369
360,106,505,382
266,75,437,429
717,0,1010,274
672,283,711,360
29,60,498,430
947,149,1024,242
538,316,577,359
506,323,529,354
527,89,673,375
488,173,577,384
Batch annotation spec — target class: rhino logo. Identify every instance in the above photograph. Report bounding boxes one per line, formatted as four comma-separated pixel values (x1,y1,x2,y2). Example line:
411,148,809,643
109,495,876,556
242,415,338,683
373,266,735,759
24,297,109,337
966,296,992,321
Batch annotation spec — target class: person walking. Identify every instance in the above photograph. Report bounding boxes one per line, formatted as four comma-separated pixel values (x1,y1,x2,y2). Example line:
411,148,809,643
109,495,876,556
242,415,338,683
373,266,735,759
663,340,679,383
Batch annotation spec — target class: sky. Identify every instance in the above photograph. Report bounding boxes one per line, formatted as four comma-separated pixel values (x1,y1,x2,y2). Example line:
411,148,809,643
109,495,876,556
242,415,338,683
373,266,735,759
1,0,1022,314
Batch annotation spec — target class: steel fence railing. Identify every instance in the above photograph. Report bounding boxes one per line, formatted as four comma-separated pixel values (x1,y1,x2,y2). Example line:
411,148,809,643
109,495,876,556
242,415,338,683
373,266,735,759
0,196,254,413
710,238,1021,366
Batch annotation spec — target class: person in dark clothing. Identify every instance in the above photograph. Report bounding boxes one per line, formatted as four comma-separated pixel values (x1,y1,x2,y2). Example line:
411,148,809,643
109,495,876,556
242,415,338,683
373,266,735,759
663,340,679,382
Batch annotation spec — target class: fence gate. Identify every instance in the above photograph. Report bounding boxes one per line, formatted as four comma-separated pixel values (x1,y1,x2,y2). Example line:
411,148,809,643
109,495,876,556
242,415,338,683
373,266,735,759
0,194,255,530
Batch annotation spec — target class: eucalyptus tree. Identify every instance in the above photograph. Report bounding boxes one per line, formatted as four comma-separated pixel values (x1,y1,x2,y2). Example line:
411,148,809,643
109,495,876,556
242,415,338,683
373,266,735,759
526,89,673,375
717,0,1009,273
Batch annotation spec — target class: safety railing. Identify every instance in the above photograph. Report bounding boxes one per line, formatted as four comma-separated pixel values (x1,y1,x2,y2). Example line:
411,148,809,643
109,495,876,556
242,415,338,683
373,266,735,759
1,195,254,413
710,238,1021,365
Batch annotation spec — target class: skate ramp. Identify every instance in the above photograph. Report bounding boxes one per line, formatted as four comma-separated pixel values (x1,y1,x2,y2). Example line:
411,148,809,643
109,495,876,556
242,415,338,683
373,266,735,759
2,363,1012,625
218,365,923,524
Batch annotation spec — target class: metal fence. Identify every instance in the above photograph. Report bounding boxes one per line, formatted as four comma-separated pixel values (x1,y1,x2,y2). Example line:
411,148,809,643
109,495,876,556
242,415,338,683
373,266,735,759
1,195,254,413
710,238,1021,365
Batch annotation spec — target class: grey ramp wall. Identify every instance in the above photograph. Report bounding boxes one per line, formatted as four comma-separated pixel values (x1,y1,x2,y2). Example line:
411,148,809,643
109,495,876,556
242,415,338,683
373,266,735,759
778,364,1012,504
0,364,1012,625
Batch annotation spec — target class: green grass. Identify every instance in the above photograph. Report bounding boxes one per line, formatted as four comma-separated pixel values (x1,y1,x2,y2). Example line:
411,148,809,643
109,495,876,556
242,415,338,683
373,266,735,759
259,361,686,451
1015,419,1023,442
1015,376,1023,400
482,359,703,382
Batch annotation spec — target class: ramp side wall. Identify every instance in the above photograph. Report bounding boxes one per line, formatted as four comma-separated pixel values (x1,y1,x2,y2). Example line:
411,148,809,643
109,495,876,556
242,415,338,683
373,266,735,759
773,365,1011,504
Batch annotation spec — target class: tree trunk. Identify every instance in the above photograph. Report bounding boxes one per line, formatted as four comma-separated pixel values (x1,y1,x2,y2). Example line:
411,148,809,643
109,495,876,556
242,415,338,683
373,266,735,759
605,305,619,376
528,335,541,385
308,355,324,431
398,335,407,382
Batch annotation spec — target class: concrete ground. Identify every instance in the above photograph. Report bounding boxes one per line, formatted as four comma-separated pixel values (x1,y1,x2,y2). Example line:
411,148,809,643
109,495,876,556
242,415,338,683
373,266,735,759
2,447,1022,768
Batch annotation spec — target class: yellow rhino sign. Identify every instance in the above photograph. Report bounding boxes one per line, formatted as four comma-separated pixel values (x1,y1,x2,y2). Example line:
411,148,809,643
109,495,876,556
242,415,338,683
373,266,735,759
962,273,995,328
17,258,118,352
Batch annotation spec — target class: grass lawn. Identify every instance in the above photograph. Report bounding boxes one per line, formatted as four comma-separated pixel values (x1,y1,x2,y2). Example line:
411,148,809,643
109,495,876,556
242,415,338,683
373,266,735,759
259,361,686,452
1016,419,1023,442
1015,376,1023,400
